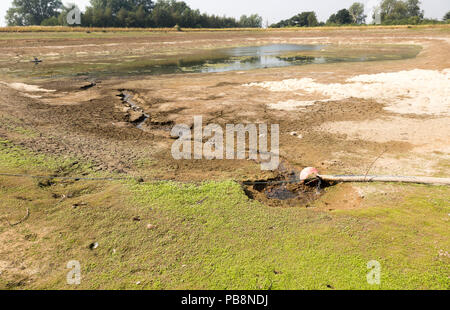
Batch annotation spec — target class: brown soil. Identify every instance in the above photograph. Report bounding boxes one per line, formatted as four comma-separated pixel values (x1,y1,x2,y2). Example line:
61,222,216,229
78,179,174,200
0,28,449,185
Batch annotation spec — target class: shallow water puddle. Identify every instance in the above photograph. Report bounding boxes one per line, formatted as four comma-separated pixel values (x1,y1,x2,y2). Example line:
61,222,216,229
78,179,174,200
20,44,420,78
138,44,419,75
195,44,323,73
242,165,335,208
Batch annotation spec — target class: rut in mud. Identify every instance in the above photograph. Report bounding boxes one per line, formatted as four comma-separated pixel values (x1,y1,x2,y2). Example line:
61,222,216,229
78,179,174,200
117,90,150,128
117,90,174,131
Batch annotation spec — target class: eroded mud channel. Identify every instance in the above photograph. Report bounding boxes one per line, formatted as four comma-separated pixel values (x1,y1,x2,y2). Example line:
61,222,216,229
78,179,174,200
117,90,150,128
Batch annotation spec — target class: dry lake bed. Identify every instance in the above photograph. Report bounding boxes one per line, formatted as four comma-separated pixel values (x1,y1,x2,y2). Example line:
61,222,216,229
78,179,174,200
0,27,449,289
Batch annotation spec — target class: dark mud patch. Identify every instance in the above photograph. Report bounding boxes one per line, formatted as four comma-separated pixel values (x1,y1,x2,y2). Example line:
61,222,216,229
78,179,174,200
37,178,56,188
146,120,175,132
210,82,240,88
80,82,96,90
242,169,335,208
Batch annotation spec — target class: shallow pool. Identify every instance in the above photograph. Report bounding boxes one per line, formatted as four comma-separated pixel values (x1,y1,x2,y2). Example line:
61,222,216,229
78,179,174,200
136,43,420,75
20,43,420,79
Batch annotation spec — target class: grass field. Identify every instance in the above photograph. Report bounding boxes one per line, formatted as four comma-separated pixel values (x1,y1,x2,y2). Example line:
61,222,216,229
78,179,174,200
0,140,448,289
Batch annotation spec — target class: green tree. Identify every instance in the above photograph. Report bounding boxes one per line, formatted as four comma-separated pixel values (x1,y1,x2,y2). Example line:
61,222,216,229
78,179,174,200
445,11,450,21
406,0,423,18
328,9,352,24
380,0,409,22
239,14,263,28
131,0,154,13
135,5,147,27
307,12,319,26
380,0,398,18
327,13,337,24
125,11,137,26
82,7,94,26
80,0,250,28
41,16,59,26
92,7,106,26
349,2,367,24
271,11,318,28
116,8,129,25
6,0,63,26
336,9,352,24
291,12,317,27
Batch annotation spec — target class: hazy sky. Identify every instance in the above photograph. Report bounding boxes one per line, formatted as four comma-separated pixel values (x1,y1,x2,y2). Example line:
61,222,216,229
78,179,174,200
1,0,449,27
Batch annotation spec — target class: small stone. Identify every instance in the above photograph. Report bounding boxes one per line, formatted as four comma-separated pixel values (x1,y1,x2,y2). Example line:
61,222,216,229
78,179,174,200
89,242,99,250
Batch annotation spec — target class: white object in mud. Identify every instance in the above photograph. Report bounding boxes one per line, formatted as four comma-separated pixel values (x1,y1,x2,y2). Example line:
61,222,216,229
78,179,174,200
300,167,319,181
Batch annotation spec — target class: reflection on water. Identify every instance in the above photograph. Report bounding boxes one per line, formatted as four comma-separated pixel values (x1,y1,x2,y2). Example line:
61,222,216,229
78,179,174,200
145,44,325,74
24,44,420,79
139,44,416,75
199,44,323,73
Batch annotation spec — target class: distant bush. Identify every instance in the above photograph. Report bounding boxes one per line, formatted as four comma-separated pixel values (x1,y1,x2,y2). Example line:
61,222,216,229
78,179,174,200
270,12,318,28
41,17,59,26
444,11,450,21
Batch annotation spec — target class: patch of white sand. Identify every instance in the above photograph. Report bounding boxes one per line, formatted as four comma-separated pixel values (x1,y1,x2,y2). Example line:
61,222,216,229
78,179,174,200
2,82,55,93
267,100,316,111
320,116,450,153
244,69,450,116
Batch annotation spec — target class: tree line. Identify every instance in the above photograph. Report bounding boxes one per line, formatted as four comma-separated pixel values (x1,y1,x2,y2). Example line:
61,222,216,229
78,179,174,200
5,0,450,28
6,0,263,28
271,0,450,28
